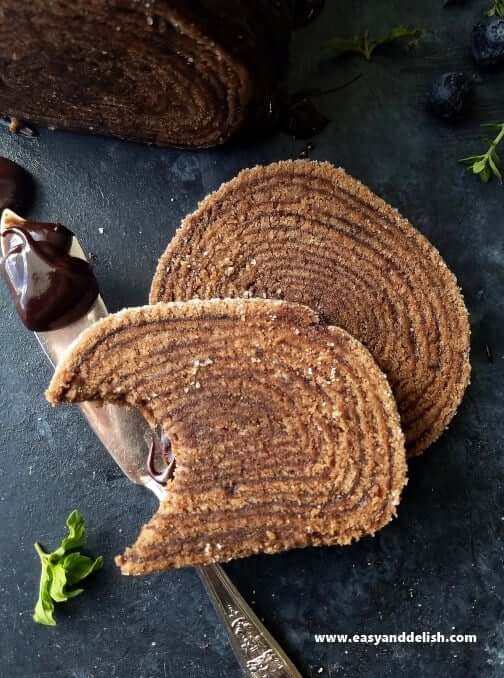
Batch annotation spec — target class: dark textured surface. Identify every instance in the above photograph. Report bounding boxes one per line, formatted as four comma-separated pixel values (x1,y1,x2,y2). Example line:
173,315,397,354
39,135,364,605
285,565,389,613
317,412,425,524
0,1,503,676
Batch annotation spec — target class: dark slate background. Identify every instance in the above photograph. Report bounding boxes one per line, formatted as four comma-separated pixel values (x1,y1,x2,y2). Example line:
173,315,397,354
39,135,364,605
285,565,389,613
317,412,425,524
1,1,503,676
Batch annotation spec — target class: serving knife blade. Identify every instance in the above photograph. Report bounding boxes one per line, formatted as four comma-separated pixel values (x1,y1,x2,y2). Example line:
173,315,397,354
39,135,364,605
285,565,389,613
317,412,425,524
1,210,302,678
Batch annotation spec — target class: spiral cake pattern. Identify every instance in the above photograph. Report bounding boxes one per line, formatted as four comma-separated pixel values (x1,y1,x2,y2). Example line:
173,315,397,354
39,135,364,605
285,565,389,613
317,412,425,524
0,0,291,148
46,299,406,574
151,161,471,456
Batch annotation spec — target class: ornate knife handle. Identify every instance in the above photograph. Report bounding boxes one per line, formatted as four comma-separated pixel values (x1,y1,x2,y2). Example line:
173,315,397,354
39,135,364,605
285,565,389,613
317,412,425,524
198,564,303,678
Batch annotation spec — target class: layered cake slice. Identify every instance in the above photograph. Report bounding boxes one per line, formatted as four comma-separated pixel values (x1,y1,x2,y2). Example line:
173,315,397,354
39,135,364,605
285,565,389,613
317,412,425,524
150,160,471,457
46,299,406,574
0,1,292,148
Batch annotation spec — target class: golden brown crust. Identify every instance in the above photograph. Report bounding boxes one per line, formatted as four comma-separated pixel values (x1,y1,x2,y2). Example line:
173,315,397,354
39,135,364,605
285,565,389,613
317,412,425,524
150,160,471,456
46,299,406,575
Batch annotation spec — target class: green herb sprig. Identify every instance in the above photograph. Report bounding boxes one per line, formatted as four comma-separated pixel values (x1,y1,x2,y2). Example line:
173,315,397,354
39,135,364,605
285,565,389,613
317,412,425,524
33,510,103,626
460,122,504,183
326,26,422,61
487,0,504,17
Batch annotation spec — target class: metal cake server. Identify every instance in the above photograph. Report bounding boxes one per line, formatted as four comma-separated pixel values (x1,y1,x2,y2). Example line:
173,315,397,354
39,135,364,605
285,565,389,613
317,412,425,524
1,210,302,678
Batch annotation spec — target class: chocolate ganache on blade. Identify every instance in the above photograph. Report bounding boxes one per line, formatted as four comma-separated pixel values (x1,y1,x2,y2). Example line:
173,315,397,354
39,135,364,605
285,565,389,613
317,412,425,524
0,214,99,331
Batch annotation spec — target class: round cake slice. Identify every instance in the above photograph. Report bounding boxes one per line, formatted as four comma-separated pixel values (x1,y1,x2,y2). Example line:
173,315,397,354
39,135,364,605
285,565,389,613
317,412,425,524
46,299,406,575
150,161,471,456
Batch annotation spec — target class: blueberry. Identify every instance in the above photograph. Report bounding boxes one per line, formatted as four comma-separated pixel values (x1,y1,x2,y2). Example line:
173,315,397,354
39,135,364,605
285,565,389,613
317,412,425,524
472,18,504,67
429,72,473,121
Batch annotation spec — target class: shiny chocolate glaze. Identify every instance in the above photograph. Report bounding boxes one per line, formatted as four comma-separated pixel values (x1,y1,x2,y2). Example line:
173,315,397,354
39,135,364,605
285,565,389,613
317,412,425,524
1,217,99,331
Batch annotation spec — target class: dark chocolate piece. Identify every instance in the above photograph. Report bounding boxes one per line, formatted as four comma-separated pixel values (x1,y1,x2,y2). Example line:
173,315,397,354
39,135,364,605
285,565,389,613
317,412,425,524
0,158,34,213
282,96,330,138
298,141,315,158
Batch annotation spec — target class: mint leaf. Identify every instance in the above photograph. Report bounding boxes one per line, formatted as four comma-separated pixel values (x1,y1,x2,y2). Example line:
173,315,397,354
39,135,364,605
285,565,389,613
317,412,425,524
53,510,86,556
370,26,422,52
33,544,56,626
49,563,84,602
473,158,488,174
63,553,103,586
326,26,422,61
487,0,504,17
460,122,504,183
325,34,367,59
33,511,102,626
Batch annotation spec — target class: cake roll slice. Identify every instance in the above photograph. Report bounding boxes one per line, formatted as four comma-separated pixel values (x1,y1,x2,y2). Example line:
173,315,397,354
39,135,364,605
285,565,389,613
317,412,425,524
46,299,406,575
0,0,291,148
150,160,471,456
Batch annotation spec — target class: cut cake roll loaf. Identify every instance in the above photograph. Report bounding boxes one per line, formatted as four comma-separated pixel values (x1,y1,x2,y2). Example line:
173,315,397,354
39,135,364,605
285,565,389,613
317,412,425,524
46,299,407,575
150,160,471,456
0,0,292,148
